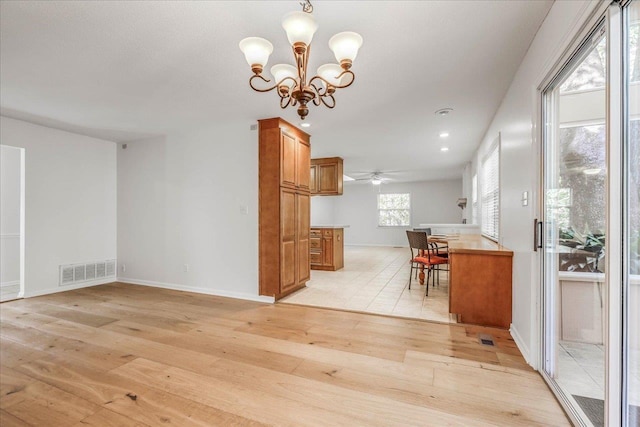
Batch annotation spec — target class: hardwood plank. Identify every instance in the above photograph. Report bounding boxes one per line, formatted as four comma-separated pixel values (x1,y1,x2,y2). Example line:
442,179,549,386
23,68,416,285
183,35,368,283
0,320,136,371
1,366,99,425
0,337,49,368
5,301,117,328
0,409,31,427
15,357,263,427
72,408,151,427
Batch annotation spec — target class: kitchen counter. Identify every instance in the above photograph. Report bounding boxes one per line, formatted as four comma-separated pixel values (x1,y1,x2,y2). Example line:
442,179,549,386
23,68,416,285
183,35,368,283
418,223,480,235
310,225,350,228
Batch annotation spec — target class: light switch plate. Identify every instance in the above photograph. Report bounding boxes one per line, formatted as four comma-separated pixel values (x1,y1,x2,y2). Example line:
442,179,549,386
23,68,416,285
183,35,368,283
522,191,529,206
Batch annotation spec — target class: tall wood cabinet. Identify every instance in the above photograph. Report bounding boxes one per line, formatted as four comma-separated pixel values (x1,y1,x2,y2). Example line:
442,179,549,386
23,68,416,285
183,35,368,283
259,118,311,299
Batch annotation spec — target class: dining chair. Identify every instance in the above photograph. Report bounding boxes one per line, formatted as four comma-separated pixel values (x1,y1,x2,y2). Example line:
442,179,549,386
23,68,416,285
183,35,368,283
406,230,448,295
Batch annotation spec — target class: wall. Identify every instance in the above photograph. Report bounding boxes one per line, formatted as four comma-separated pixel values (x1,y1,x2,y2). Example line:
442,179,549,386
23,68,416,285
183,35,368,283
1,145,22,300
116,121,270,302
0,116,117,297
469,0,600,366
315,179,462,247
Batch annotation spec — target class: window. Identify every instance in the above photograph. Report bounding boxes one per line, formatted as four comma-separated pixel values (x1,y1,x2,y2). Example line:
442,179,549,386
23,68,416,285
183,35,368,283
481,139,500,240
471,174,478,224
377,193,410,226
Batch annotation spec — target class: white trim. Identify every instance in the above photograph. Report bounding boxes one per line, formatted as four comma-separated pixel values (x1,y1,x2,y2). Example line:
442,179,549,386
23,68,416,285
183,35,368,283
116,277,275,304
605,4,623,425
1,280,21,288
23,278,115,298
510,323,531,366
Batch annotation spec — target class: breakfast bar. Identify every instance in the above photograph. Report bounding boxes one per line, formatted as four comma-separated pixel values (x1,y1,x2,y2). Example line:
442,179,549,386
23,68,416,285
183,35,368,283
432,234,513,329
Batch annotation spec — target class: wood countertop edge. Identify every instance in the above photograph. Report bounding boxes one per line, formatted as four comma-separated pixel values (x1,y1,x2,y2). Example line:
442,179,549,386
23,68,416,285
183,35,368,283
448,247,514,256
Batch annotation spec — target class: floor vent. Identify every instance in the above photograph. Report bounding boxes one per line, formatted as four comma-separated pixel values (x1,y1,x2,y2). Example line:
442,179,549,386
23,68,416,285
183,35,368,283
59,259,116,286
478,334,495,346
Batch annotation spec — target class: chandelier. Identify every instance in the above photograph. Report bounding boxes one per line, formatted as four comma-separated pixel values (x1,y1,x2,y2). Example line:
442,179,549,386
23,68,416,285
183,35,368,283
239,0,363,120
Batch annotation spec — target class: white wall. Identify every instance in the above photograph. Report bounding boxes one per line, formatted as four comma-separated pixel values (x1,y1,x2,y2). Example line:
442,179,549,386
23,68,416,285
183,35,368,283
116,121,269,302
310,196,337,226
1,145,22,300
0,116,117,297
471,0,600,365
321,179,462,247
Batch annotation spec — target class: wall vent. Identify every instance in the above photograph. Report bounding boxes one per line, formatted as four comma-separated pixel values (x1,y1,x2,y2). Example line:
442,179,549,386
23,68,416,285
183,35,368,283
59,259,116,286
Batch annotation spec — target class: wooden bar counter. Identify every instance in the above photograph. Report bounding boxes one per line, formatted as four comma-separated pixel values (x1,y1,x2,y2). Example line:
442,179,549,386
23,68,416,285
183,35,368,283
434,235,513,329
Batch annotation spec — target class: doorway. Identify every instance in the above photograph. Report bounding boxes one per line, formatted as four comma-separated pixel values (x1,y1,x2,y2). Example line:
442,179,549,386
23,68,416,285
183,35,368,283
0,145,25,302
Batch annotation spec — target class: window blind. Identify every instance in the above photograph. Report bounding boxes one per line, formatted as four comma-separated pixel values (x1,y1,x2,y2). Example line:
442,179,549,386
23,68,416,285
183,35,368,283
481,143,500,240
472,174,478,225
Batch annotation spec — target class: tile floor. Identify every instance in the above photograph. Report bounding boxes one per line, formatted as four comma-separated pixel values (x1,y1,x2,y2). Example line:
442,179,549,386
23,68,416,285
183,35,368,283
280,245,451,323
557,341,605,401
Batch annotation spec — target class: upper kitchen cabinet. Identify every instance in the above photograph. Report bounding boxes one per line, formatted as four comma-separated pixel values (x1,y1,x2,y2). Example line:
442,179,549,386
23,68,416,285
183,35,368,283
261,118,311,191
310,157,343,196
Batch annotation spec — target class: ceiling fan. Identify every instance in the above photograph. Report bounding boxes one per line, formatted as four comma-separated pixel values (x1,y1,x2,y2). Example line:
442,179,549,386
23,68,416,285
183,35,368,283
349,171,400,185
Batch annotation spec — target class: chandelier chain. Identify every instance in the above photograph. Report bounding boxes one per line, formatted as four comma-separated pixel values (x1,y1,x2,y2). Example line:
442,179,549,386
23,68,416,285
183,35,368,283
300,0,313,13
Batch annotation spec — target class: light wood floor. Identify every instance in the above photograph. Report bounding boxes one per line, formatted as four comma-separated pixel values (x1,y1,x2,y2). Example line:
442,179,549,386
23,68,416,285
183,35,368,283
0,282,570,426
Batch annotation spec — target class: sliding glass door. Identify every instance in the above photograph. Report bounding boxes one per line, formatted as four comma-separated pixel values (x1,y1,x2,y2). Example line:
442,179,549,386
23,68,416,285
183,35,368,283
541,1,638,426
542,21,608,426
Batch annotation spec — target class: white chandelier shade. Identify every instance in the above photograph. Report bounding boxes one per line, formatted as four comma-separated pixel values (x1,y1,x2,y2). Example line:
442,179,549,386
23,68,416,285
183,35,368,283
329,32,364,63
281,11,318,46
271,64,298,89
317,63,344,87
238,37,273,68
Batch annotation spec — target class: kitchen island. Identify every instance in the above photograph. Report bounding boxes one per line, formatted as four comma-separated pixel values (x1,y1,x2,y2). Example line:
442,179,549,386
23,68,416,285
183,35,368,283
310,226,348,271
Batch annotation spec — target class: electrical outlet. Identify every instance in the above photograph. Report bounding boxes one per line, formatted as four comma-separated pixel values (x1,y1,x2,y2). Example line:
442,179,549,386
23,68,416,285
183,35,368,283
183,264,189,273
121,264,126,273
240,205,249,215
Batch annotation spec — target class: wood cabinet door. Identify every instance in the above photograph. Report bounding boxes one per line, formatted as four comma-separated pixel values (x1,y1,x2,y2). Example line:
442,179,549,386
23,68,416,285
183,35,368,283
297,139,310,190
297,192,310,283
280,189,297,292
318,163,338,194
281,132,296,188
322,236,333,266
309,165,317,194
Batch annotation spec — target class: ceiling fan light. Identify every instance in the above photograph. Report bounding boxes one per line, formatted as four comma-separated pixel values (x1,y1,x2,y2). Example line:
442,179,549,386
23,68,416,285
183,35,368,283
371,178,382,185
282,11,318,46
239,37,273,69
317,63,343,87
271,64,298,88
329,31,363,63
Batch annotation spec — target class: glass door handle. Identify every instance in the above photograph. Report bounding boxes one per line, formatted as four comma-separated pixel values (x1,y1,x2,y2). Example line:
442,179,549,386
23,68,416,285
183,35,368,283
534,219,543,251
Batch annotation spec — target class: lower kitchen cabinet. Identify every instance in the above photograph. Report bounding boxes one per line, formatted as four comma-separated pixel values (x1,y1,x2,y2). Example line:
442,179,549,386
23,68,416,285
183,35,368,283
310,228,344,271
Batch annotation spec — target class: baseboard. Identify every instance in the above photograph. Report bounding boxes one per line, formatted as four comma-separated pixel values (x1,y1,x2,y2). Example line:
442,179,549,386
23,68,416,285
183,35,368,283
1,281,21,302
23,278,115,298
510,323,532,366
116,277,275,304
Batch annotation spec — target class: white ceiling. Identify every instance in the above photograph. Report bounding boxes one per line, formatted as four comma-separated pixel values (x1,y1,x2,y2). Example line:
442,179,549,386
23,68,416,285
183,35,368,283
0,0,553,182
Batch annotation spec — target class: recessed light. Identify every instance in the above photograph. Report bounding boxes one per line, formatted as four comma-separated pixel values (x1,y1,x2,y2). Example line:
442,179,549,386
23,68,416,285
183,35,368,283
435,107,454,116
440,147,449,152
439,132,449,138
583,168,601,175
300,122,311,128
